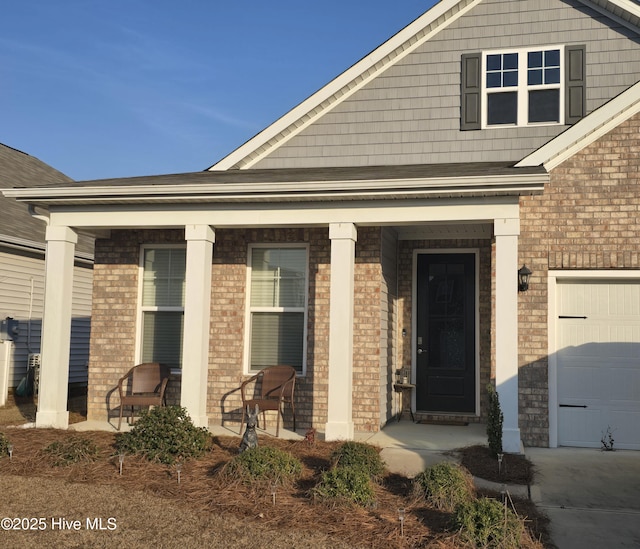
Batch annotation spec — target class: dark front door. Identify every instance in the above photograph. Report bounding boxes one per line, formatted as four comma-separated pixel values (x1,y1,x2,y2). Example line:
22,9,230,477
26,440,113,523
416,253,476,413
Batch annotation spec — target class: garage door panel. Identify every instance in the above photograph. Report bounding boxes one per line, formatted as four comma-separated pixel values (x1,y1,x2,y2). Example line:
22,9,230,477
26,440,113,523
609,284,640,316
558,363,600,400
559,325,608,351
557,280,640,449
608,366,640,402
607,410,640,450
558,408,602,448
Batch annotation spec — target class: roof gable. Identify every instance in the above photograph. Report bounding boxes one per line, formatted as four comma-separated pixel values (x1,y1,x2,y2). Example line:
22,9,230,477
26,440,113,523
209,0,640,171
209,0,482,170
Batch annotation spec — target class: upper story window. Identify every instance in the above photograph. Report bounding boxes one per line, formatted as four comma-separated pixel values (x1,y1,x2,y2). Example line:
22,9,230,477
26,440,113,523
460,45,585,131
485,47,562,127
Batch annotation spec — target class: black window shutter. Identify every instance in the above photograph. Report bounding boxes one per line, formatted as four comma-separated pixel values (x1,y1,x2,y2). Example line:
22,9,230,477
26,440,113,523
565,45,586,124
461,53,482,130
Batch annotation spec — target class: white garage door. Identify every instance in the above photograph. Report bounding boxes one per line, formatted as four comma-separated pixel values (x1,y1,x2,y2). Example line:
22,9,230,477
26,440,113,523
557,280,640,450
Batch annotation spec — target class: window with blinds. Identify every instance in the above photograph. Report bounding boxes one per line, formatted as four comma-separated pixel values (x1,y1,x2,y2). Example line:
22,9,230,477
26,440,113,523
140,247,185,369
247,246,307,373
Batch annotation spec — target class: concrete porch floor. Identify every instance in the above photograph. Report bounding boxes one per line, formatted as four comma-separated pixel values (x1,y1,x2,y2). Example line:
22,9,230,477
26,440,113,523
73,417,488,478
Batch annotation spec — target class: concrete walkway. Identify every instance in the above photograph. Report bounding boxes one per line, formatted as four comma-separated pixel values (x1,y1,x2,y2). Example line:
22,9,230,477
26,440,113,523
358,420,486,477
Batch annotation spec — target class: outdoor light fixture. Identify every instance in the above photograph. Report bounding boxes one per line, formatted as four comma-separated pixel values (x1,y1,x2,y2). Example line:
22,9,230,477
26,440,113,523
518,265,532,292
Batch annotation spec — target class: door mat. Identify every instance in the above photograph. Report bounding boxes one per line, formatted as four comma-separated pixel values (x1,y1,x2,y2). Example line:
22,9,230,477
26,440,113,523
417,419,469,426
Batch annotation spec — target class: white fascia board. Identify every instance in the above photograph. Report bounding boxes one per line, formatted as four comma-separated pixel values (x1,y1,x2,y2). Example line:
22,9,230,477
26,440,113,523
208,0,481,171
578,0,640,31
516,80,640,170
1,172,546,204
48,198,521,230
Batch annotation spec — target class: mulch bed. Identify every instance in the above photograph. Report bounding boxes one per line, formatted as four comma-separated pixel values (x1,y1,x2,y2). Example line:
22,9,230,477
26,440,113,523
459,445,536,485
0,428,550,548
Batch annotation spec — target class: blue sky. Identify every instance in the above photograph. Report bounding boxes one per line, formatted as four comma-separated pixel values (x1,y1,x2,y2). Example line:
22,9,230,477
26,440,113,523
1,1,435,181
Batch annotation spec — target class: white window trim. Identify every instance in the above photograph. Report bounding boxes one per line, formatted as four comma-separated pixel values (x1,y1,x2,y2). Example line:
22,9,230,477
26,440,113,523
243,243,309,376
135,244,186,366
482,45,565,129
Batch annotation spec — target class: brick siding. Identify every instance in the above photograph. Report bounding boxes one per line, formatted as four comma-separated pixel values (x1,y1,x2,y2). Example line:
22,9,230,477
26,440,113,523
88,226,390,432
518,111,640,446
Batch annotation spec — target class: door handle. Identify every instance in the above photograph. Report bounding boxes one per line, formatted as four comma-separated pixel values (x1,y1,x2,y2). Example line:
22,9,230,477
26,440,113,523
417,348,425,354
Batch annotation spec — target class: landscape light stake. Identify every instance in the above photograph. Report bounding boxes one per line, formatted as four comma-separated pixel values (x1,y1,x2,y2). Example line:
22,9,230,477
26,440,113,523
270,481,277,505
118,451,124,475
176,460,183,484
398,508,405,537
497,453,503,475
7,444,12,461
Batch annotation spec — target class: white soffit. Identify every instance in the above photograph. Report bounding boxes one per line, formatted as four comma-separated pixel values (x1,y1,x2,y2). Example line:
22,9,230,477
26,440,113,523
516,80,640,171
208,0,482,171
579,0,640,31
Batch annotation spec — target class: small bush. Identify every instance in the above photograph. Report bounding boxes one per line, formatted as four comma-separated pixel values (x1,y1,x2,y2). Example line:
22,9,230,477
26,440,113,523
312,466,375,506
225,445,302,484
330,441,385,480
413,462,474,512
43,436,100,467
0,432,11,456
487,384,504,458
115,406,211,465
453,497,524,548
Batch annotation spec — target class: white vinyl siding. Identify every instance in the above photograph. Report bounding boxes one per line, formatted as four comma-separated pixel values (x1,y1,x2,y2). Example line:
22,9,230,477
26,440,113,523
252,0,640,168
0,250,92,387
245,245,308,373
139,247,185,369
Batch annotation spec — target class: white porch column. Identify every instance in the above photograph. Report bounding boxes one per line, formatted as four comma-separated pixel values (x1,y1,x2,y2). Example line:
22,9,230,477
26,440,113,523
181,225,215,428
325,223,357,440
36,225,77,429
494,218,522,453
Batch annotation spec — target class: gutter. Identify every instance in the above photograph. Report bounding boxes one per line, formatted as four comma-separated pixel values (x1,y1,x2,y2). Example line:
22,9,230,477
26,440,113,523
1,173,548,206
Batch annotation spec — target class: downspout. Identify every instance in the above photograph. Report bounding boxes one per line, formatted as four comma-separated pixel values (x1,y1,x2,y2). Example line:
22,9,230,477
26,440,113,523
28,205,50,355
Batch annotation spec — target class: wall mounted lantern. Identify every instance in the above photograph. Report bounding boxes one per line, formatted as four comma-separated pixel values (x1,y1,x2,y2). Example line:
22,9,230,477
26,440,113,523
518,265,532,292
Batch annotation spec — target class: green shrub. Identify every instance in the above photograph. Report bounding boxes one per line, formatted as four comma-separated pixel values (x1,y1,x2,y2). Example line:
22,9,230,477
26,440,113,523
312,466,375,506
43,436,100,466
330,441,385,480
487,384,504,458
115,406,211,465
413,462,474,512
453,497,524,548
0,432,11,457
225,445,302,484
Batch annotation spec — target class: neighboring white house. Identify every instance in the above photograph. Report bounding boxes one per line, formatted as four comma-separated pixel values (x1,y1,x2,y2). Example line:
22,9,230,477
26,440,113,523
0,143,93,404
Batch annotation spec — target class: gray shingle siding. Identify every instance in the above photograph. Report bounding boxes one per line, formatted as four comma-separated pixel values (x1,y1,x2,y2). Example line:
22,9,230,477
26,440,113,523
253,0,640,169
